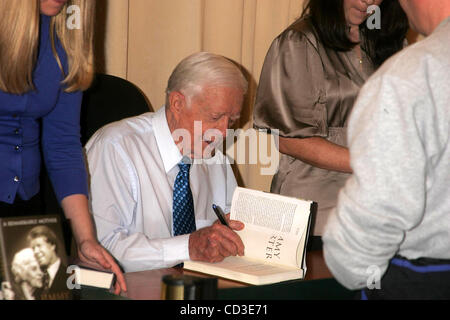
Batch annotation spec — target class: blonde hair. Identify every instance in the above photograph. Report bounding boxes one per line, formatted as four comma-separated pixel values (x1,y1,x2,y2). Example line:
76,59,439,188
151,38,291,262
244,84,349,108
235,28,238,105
0,0,95,94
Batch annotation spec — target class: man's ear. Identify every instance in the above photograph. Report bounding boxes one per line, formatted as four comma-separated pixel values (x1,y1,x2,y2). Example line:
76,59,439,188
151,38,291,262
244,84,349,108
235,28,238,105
168,91,186,118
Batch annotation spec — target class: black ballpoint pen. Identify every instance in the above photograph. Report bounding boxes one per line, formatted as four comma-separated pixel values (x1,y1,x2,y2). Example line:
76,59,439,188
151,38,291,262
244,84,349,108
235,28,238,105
212,204,230,228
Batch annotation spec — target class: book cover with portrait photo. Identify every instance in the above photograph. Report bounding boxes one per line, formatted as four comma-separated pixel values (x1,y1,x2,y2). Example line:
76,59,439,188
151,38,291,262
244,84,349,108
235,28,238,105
0,215,72,300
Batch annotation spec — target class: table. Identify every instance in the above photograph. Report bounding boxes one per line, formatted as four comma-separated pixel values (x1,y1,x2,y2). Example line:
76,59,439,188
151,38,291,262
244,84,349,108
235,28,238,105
117,250,355,300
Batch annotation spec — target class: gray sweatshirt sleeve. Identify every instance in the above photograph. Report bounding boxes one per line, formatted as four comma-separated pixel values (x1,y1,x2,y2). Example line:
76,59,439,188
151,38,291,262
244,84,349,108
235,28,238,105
322,65,432,290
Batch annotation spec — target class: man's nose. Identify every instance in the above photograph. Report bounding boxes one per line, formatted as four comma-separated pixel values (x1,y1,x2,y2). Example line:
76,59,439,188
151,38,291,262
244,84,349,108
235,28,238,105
217,118,230,136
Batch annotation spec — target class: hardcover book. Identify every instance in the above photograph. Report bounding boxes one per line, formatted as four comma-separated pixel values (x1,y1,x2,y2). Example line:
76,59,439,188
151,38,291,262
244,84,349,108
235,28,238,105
0,215,72,300
69,258,116,290
183,187,316,285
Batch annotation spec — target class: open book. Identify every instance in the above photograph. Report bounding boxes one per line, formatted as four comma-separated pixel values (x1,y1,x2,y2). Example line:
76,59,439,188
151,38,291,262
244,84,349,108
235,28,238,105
183,187,316,285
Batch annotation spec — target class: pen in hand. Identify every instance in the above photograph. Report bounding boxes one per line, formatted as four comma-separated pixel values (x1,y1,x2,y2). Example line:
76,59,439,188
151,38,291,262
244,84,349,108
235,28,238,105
212,204,230,228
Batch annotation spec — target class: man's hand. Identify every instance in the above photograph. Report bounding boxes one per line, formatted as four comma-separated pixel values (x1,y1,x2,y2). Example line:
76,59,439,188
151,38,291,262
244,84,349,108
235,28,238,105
189,214,245,263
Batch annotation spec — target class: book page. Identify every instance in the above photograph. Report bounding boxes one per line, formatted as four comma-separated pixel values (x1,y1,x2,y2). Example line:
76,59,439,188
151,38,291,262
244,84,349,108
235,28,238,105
230,187,311,237
230,187,312,268
236,228,300,268
183,256,304,285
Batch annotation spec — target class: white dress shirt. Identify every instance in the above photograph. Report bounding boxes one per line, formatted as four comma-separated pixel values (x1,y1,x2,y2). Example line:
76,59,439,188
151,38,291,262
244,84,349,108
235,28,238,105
85,106,237,272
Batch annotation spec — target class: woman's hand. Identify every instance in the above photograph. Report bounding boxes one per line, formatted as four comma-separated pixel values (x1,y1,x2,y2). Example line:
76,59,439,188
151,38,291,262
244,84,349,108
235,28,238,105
61,194,127,295
77,238,127,295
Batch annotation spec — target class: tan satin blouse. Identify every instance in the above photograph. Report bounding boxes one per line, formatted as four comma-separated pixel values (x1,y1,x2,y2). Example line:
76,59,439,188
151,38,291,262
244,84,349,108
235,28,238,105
253,17,375,235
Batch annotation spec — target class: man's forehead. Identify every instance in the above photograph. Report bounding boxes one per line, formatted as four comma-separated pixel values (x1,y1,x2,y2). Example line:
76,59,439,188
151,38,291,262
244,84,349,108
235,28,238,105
200,87,242,103
197,85,243,98
30,236,49,244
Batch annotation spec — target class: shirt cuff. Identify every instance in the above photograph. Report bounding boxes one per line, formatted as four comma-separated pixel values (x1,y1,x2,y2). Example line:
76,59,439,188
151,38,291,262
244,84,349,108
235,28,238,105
50,168,89,203
162,234,191,262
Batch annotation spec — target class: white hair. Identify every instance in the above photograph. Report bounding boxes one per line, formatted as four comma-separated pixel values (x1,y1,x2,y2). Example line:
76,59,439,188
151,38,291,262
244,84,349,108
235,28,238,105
165,52,248,105
11,248,36,283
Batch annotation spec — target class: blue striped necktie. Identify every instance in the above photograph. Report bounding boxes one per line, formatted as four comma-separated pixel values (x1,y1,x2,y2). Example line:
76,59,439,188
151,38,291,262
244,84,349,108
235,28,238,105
173,162,196,236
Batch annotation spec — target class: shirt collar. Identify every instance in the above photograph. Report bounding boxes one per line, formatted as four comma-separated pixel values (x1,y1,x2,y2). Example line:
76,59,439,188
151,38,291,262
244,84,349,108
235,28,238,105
434,16,450,34
152,106,183,173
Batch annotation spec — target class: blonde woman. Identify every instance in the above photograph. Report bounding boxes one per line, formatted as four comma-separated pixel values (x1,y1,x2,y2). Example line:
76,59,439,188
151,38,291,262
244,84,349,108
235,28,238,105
0,0,126,293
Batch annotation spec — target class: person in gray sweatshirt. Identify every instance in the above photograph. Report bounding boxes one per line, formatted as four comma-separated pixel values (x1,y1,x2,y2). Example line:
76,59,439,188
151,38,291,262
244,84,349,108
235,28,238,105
322,0,450,299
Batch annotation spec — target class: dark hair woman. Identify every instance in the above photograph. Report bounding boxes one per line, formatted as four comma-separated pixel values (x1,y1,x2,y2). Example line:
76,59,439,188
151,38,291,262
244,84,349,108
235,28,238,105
253,0,409,249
